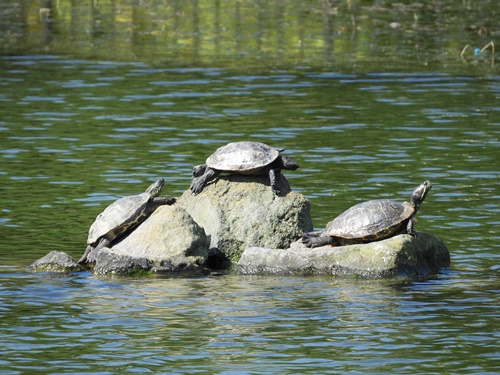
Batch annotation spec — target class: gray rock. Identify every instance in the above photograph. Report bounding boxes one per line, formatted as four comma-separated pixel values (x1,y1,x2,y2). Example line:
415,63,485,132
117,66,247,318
26,250,84,273
177,174,313,266
237,232,450,278
93,205,208,275
93,247,154,275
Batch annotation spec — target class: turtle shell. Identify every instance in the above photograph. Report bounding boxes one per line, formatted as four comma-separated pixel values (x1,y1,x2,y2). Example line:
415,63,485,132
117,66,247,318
323,199,415,241
87,193,152,246
206,141,280,173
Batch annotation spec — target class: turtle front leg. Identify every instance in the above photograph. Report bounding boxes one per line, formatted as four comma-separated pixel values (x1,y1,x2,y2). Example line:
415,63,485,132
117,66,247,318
302,233,337,248
149,197,176,213
152,197,176,206
192,164,207,178
406,219,416,237
85,237,110,264
190,168,220,195
78,236,113,265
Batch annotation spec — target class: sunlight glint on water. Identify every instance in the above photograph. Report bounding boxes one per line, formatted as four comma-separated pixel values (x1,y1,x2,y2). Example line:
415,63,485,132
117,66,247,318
0,56,498,374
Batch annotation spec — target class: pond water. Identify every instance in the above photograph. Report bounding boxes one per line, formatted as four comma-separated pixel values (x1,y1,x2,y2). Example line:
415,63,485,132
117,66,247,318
0,55,498,374
1,0,499,371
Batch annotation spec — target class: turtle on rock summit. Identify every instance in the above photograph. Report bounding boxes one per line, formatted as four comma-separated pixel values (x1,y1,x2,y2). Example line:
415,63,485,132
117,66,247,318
302,180,432,248
78,178,176,265
190,141,299,196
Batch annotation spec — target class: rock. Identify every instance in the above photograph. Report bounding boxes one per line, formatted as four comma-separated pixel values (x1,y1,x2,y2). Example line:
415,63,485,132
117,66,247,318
237,232,450,278
93,247,154,275
177,174,313,266
93,205,208,275
26,250,84,273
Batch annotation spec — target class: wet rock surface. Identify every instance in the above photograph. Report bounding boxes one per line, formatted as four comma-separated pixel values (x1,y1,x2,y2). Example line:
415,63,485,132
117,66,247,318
237,232,450,278
92,205,208,275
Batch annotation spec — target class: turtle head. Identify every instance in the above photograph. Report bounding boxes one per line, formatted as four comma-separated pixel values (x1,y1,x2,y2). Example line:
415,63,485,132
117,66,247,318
280,156,300,171
146,178,165,197
411,180,432,210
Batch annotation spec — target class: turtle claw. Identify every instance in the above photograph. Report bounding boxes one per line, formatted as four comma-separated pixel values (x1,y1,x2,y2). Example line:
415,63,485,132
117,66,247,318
190,178,205,195
190,168,219,195
301,233,318,248
302,237,314,248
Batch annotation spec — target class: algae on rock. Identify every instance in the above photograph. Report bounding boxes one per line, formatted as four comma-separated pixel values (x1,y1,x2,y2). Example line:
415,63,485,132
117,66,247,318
26,250,83,273
178,174,313,265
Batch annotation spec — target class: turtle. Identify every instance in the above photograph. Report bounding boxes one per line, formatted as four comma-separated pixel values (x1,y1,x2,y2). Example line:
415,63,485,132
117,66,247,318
190,141,299,196
302,180,432,248
77,178,176,265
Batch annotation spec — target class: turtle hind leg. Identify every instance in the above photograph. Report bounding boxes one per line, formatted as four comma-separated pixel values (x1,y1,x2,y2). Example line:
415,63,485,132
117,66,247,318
301,233,336,248
190,168,220,195
77,244,93,265
406,219,416,237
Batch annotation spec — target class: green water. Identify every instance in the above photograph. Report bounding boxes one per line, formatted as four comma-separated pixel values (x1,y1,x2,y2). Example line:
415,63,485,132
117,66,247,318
0,0,499,374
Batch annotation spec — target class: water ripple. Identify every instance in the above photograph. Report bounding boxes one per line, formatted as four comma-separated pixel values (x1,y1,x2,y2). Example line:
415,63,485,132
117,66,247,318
0,56,498,374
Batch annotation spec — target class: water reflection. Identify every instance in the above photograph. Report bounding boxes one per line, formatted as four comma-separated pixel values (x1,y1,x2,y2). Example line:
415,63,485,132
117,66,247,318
1,272,499,373
1,0,497,71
